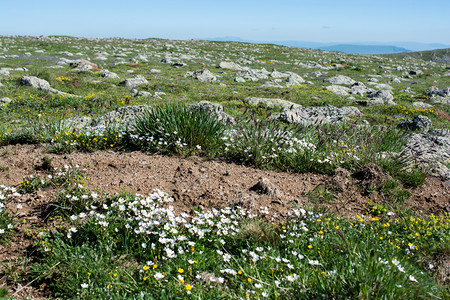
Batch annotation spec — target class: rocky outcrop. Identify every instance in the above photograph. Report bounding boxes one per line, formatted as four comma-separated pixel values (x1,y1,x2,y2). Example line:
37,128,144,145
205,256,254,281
397,115,432,131
325,75,356,85
118,75,149,88
187,101,235,124
278,105,361,126
404,129,450,179
186,69,217,82
243,97,302,110
101,70,119,79
219,61,245,70
21,76,76,97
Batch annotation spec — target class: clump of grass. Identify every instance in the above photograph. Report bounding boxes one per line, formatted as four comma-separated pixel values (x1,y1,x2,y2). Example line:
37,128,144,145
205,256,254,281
132,104,227,156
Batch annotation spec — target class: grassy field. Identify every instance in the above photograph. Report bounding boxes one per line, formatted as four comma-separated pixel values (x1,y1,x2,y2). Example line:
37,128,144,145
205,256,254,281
0,36,449,299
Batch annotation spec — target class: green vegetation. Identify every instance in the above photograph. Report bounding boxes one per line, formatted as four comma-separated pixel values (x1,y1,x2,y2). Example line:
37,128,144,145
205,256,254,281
0,35,449,298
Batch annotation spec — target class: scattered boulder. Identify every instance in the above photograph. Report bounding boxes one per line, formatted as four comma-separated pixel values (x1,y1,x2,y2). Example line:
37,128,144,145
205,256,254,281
285,72,305,87
397,115,432,131
348,82,374,96
118,75,149,88
134,91,153,98
219,61,245,70
21,76,51,90
101,70,119,79
429,96,450,106
243,97,302,110
171,62,186,68
0,97,11,105
325,75,356,85
238,68,270,82
404,131,450,179
186,69,217,82
187,101,235,124
234,77,245,83
90,105,152,130
374,83,393,90
278,105,361,126
326,85,350,96
0,68,10,76
21,76,75,97
425,86,450,105
70,59,99,71
260,81,283,88
270,70,288,78
357,90,396,106
409,69,423,76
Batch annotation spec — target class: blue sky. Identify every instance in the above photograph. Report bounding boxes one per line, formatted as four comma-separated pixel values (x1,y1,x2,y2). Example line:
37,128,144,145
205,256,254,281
1,0,449,44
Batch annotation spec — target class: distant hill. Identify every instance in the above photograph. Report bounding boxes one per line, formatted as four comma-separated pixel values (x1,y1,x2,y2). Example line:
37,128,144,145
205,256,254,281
381,48,450,64
317,44,411,54
201,37,450,54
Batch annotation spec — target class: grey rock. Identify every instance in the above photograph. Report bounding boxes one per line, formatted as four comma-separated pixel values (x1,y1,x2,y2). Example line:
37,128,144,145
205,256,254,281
244,97,302,110
429,96,450,106
325,75,356,85
188,101,235,124
21,76,51,90
153,92,166,98
171,62,186,68
160,57,172,63
428,129,450,138
234,77,245,83
238,68,270,82
91,105,152,130
355,99,387,106
101,70,119,79
278,105,360,125
397,115,432,131
326,85,350,96
219,61,245,70
0,97,11,105
134,91,153,98
260,81,283,88
409,69,423,75
186,69,217,82
0,68,10,76
404,132,450,179
270,70,288,78
349,82,375,96
374,83,393,90
366,90,396,105
70,59,98,71
150,69,161,74
118,75,149,88
285,72,305,86
425,86,450,98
